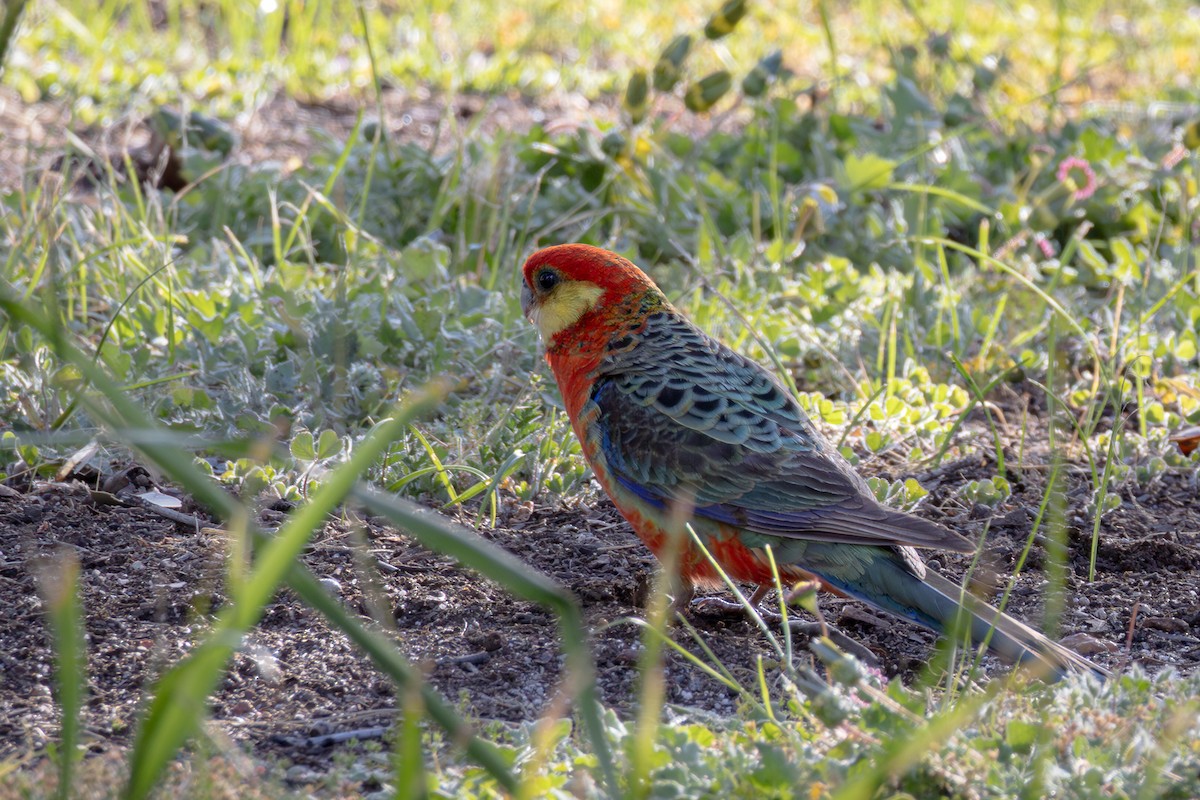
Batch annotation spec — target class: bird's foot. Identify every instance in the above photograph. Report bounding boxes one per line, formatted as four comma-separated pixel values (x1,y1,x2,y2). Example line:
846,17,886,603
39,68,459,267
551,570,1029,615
667,584,697,617
685,587,881,667
687,584,773,619
785,620,880,667
780,580,822,608
688,595,755,618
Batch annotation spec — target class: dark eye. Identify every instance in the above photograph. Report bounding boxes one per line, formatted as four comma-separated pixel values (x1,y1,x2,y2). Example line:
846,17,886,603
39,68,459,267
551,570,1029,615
536,269,559,292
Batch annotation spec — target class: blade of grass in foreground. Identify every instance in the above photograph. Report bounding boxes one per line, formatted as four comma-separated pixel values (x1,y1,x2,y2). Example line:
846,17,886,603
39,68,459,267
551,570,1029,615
351,485,618,796
0,289,617,798
0,294,504,792
38,551,85,800
831,685,996,800
626,501,692,799
124,388,444,800
0,0,30,76
282,562,515,791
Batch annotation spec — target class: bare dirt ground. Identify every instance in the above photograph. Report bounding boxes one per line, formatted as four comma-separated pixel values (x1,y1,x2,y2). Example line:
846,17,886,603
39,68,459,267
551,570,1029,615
2,413,1198,779
3,89,1199,786
0,84,619,192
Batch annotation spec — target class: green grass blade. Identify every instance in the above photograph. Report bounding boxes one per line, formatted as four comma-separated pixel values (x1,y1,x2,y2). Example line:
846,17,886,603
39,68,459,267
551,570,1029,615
1,285,609,795
125,387,446,799
350,485,618,797
884,182,997,216
38,552,85,800
0,0,31,77
831,686,995,800
283,562,516,791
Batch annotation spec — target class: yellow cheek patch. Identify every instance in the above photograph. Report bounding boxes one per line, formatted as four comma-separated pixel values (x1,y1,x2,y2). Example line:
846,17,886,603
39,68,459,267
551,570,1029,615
532,281,605,340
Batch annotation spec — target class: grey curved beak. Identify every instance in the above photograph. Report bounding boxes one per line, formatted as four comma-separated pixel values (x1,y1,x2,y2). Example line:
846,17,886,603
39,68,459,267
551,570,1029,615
520,282,534,321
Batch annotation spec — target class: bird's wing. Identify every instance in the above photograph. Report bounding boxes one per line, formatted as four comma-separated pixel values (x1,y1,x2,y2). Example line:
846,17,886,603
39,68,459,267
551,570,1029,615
591,311,972,552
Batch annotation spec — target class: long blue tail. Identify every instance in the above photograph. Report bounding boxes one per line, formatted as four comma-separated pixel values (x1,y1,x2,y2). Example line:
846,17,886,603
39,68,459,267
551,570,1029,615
818,554,1106,680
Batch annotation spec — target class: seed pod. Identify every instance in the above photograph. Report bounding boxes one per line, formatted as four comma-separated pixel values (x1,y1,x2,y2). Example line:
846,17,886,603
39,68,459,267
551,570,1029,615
661,33,692,67
653,35,692,91
652,61,680,92
684,70,732,112
757,49,783,76
741,67,767,97
1184,118,1200,151
705,0,748,40
742,51,783,97
625,69,649,122
361,119,384,143
600,130,627,158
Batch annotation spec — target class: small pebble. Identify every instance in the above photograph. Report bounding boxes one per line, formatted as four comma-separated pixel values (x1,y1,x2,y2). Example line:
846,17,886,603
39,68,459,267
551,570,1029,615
229,699,254,716
1143,616,1189,634
1059,632,1120,655
285,765,322,785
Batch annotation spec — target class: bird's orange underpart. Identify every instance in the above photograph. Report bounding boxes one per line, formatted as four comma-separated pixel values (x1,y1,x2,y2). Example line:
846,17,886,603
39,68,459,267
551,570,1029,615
705,527,840,594
616,501,836,594
608,504,709,582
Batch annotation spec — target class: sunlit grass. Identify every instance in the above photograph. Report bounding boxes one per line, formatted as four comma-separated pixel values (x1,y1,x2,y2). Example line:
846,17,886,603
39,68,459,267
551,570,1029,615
9,0,1200,123
2,0,1200,796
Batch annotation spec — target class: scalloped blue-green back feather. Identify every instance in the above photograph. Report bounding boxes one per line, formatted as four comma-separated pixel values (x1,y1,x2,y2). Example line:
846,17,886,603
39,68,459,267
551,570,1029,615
590,310,972,552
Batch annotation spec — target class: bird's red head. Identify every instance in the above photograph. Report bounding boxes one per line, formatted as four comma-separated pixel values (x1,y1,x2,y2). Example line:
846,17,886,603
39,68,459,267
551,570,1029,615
520,244,660,343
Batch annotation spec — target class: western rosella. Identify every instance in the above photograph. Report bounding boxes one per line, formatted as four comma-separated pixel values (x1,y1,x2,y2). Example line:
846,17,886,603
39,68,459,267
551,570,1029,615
521,243,1100,678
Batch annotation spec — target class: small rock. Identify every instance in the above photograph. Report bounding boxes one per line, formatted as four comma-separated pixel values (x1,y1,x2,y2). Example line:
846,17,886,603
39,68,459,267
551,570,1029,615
1143,616,1189,634
998,506,1031,528
468,630,504,652
968,504,991,521
319,577,342,594
285,765,322,785
1059,632,1120,655
611,647,641,664
229,699,254,716
838,606,888,629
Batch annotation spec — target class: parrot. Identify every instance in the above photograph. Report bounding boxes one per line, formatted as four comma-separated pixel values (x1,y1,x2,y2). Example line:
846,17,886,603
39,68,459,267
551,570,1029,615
520,243,1104,679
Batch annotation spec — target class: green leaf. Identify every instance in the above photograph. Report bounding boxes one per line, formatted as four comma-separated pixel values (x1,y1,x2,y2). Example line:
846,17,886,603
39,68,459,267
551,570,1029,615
52,364,85,392
1176,336,1197,361
17,442,39,466
290,431,316,461
903,477,928,501
828,114,856,143
171,387,213,410
842,152,896,192
751,742,798,787
316,429,341,460
886,75,936,117
1110,237,1142,283
1005,720,1040,753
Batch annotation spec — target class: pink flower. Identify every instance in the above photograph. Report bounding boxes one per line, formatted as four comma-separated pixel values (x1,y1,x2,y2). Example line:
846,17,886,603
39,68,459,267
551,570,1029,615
1036,234,1057,259
1162,144,1186,170
1056,156,1098,202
